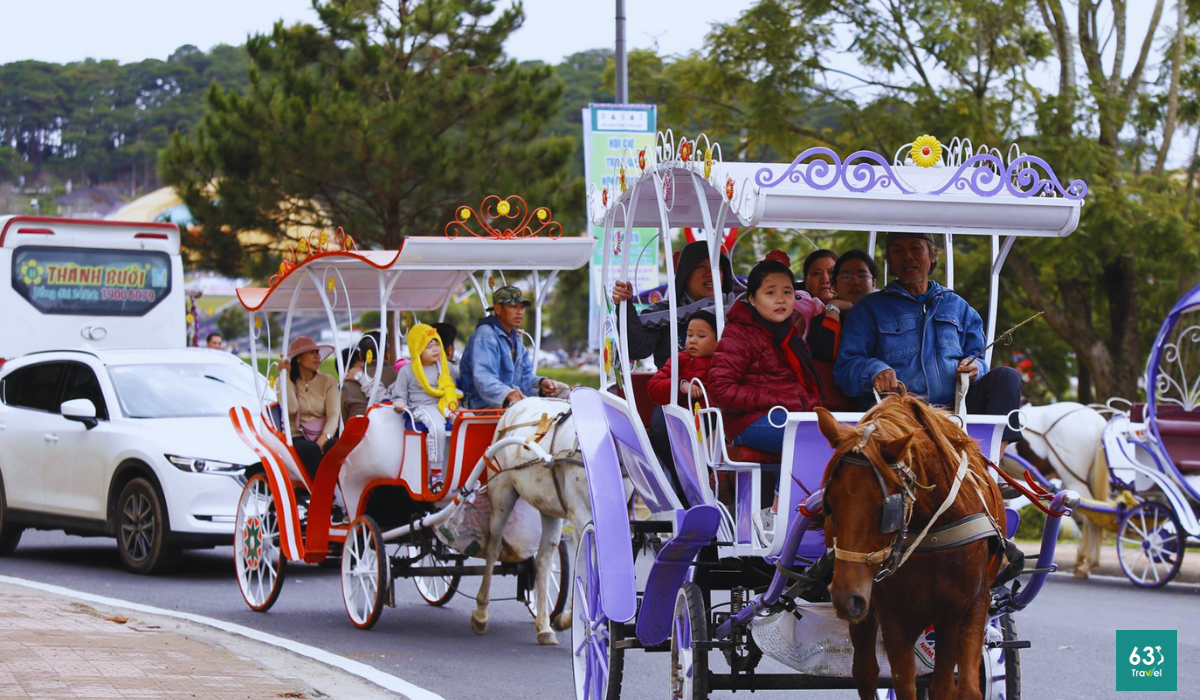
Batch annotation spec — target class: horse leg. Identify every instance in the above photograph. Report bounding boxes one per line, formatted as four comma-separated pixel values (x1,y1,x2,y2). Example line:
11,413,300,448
927,615,964,700
533,512,564,645
553,463,595,632
1076,517,1097,579
879,617,921,700
471,475,520,636
950,595,990,700
848,608,881,700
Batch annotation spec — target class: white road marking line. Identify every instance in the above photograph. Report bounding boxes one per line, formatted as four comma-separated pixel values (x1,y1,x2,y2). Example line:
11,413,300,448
0,574,444,700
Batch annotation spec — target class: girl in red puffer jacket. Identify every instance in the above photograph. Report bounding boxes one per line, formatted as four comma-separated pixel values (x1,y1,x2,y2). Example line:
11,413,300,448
708,252,823,543
647,309,717,407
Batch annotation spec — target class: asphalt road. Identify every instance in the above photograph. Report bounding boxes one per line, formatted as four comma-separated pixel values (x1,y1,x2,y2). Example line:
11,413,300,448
2,530,1197,700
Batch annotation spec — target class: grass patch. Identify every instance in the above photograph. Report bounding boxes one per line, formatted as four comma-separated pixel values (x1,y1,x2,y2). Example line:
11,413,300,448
541,366,600,388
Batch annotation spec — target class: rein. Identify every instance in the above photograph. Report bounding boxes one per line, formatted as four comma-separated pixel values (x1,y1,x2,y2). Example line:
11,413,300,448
829,425,1003,581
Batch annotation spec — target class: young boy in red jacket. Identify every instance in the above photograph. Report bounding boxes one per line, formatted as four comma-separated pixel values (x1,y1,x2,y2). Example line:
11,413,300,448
648,309,718,407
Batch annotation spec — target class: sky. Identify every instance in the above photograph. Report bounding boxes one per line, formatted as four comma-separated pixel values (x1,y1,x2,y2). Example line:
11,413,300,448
0,0,755,65
0,0,1190,165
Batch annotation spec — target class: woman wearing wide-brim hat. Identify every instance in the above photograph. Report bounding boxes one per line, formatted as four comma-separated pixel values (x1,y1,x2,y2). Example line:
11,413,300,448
277,336,340,480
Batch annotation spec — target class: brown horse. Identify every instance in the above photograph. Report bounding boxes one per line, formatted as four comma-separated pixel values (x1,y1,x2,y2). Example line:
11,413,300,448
816,393,1006,700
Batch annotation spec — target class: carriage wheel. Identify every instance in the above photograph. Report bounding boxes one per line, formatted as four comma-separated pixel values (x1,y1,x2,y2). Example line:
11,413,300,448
998,613,1021,700
234,475,286,612
572,523,625,700
670,582,709,700
525,539,570,621
408,544,461,607
342,516,388,630
1117,501,1184,588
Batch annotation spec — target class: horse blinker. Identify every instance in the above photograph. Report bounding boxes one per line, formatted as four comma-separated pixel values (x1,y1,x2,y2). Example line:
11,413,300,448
881,493,905,534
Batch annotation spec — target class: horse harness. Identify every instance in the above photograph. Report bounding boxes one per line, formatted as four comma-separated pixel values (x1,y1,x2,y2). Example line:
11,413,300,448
826,424,1005,582
490,409,580,513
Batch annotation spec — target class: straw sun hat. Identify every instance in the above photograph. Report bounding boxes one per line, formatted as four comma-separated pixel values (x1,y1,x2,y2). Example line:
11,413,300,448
285,336,334,362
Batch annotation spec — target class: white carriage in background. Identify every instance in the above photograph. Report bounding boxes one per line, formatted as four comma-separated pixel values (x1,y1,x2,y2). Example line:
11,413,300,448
1009,285,1200,588
227,197,594,629
568,131,1085,698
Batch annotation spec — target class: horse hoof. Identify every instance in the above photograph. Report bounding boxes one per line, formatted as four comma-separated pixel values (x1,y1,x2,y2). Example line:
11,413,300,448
538,631,559,646
470,614,489,635
1073,568,1090,580
552,612,572,632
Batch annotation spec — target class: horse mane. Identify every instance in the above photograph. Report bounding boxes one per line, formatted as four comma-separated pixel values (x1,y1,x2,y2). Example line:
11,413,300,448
822,391,989,497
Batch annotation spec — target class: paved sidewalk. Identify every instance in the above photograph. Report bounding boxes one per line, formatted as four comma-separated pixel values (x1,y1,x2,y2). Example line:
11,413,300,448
0,583,398,700
1049,542,1200,584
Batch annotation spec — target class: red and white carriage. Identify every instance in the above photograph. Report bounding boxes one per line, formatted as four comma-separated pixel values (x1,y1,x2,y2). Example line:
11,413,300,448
226,198,594,628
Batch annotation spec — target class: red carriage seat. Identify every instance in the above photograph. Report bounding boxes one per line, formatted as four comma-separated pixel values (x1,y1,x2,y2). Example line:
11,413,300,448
1153,407,1200,474
610,371,657,429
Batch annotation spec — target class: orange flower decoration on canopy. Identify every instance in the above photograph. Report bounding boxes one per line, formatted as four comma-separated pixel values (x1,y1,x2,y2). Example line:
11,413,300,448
444,195,563,239
638,147,647,172
268,226,359,287
679,138,693,162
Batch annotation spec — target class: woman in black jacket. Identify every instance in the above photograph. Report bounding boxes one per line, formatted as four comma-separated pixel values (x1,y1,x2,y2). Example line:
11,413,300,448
611,241,737,368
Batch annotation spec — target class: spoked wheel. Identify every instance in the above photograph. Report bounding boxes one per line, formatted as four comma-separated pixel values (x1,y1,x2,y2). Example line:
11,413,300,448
235,475,286,611
408,544,461,607
342,516,388,630
572,523,624,700
670,581,709,700
525,539,570,621
1117,501,1185,588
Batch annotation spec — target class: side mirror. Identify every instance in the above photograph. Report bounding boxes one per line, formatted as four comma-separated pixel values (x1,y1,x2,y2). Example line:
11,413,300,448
61,398,99,429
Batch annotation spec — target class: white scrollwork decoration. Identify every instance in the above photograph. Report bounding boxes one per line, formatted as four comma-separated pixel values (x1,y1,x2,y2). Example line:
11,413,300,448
1155,324,1200,411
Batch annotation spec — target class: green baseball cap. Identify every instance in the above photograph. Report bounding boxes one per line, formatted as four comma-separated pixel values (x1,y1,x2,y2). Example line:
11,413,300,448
491,285,531,309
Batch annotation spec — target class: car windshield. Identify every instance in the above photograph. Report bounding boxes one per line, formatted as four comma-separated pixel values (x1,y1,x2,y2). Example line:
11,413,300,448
109,362,260,419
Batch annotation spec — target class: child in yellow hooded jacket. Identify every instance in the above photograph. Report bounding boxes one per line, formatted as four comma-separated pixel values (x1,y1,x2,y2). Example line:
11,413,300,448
391,324,462,465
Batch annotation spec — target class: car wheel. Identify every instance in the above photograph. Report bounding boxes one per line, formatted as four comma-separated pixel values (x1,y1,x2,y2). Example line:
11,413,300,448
0,476,24,556
116,478,181,575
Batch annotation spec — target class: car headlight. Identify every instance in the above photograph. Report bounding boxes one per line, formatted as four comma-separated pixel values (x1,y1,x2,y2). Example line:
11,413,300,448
166,454,245,475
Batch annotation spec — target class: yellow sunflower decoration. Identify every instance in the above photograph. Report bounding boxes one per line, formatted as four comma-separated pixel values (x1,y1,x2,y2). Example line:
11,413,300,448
20,259,44,285
910,135,942,168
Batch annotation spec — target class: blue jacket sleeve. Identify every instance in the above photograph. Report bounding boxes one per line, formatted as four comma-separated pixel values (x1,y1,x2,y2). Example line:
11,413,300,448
834,304,892,398
961,303,989,377
469,328,517,408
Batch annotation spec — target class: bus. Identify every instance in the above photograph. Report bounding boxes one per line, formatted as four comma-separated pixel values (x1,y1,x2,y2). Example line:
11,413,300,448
0,216,185,365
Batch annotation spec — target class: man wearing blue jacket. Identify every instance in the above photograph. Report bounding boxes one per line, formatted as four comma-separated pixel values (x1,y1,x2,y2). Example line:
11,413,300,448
460,285,564,408
834,232,1022,447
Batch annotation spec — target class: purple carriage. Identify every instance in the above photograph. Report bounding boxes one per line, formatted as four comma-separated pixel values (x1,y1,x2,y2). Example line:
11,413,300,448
569,133,1086,698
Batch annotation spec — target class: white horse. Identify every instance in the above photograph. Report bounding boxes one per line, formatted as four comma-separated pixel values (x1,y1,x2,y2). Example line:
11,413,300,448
470,397,593,645
1002,402,1108,577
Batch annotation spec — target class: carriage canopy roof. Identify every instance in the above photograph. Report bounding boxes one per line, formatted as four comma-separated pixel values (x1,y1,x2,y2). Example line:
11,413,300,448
592,134,1088,238
236,233,595,314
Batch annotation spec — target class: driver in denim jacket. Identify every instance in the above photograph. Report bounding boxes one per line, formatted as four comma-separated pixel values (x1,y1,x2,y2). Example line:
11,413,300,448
834,232,1023,450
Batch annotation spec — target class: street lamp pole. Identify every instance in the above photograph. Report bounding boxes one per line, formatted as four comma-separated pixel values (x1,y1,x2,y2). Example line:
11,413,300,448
615,0,628,103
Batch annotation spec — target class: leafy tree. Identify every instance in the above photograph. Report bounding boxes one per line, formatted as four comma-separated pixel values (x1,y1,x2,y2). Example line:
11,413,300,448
216,305,248,344
160,0,576,275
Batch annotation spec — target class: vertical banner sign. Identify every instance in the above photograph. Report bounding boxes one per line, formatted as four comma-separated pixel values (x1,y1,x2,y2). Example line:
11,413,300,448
583,103,658,350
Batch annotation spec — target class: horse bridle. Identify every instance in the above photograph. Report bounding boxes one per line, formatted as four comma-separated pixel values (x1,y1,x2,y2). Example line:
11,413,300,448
824,425,919,582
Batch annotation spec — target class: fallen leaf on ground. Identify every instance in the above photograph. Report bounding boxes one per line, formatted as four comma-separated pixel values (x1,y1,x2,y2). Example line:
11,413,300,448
279,693,307,699
106,616,128,624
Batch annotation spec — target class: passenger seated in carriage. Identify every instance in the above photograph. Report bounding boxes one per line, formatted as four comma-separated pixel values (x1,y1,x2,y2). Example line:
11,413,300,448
613,241,739,485
459,285,565,409
808,249,878,362
431,322,460,381
392,324,462,469
647,309,717,408
801,249,838,306
834,232,1023,451
708,252,824,544
340,346,369,418
277,336,341,480
359,330,399,393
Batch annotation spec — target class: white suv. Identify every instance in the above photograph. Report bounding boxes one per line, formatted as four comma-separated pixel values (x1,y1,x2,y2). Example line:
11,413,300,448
0,348,266,573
